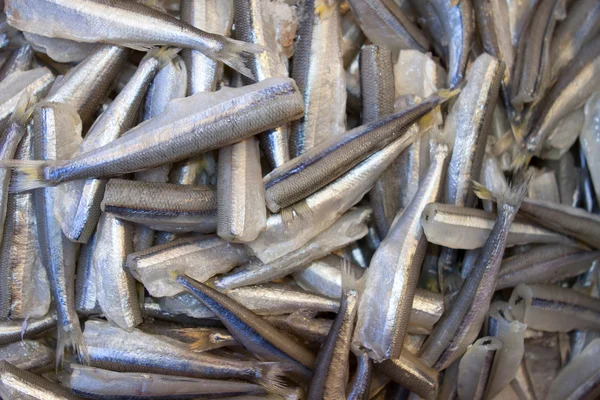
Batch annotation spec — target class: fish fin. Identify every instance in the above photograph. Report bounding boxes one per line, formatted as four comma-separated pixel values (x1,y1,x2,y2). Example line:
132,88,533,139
211,37,264,81
436,84,462,104
177,329,219,352
510,149,532,170
472,180,495,201
8,88,37,127
341,257,358,294
472,172,530,208
0,160,52,192
20,317,29,340
492,130,515,156
56,323,89,370
143,46,181,69
256,362,287,392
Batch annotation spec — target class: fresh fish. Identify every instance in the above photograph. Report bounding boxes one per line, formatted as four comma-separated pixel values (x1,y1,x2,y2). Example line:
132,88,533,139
546,338,600,400
82,319,285,387
408,0,447,60
511,0,565,111
307,262,358,399
409,289,445,335
141,295,223,326
346,0,429,55
457,336,502,400
9,77,304,189
480,153,509,212
101,179,217,233
421,202,579,249
23,32,95,63
580,92,600,202
0,111,50,320
234,0,290,168
347,348,373,400
176,274,316,377
540,108,584,160
4,0,263,78
341,11,365,68
292,255,363,299
497,244,600,289
437,360,459,400
360,45,397,237
92,213,142,331
33,103,87,366
506,0,540,47
74,232,101,316
214,207,370,289
0,43,33,81
139,323,236,352
419,179,527,370
550,0,600,81
0,314,56,345
527,168,560,202
547,150,579,206
0,340,54,371
525,34,600,155
289,0,346,157
353,144,448,361
128,234,247,297
217,136,266,243
265,90,453,212
485,302,527,398
509,283,600,331
61,363,270,399
263,311,333,345
0,360,80,400
377,350,440,400
57,48,173,244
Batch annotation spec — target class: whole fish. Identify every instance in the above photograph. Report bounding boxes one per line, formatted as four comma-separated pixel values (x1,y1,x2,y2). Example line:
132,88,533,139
457,336,502,400
0,43,33,81
234,0,290,168
0,340,54,371
377,350,440,400
290,0,346,157
263,311,333,345
57,48,174,244
127,234,248,297
4,0,263,78
0,314,56,345
32,103,87,366
101,179,217,233
0,360,80,400
8,77,304,189
264,90,454,212
74,233,101,315
353,144,448,362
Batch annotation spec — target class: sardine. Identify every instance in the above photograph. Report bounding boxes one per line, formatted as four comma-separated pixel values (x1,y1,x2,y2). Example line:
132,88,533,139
292,254,363,299
353,144,448,361
82,319,285,387
265,90,453,212
457,336,502,400
480,153,509,212
580,92,600,202
289,0,346,157
540,108,584,160
0,43,33,81
74,232,101,316
10,77,304,189
0,360,80,400
0,314,56,345
101,179,217,233
347,348,373,400
506,0,540,47
23,32,95,63
346,0,429,55
0,340,53,371
214,207,370,289
263,311,333,345
497,244,599,289
341,11,365,69
509,283,600,331
377,350,440,400
57,48,173,244
419,179,527,370
4,0,263,78
511,360,539,400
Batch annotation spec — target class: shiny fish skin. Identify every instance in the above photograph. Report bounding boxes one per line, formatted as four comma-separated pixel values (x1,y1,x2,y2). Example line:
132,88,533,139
23,32,95,63
347,348,373,400
0,360,80,400
353,145,448,362
234,0,290,168
290,0,346,157
57,48,167,244
580,92,600,202
263,312,333,345
341,11,365,69
127,234,248,297
0,43,33,81
377,350,440,400
4,0,262,78
35,77,303,186
457,336,501,400
0,314,56,345
0,340,54,371
102,179,217,233
74,233,101,316
293,254,363,299
265,92,449,212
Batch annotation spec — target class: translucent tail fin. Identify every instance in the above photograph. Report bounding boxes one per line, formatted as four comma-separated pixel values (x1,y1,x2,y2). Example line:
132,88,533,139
212,37,264,81
9,88,38,127
0,160,53,192
256,362,287,393
55,322,89,370
143,46,181,70
472,170,530,210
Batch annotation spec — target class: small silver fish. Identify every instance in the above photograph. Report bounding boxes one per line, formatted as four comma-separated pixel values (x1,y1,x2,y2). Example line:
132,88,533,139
0,360,79,400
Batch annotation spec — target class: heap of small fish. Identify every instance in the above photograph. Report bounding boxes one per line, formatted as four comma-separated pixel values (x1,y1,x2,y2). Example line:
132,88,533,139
0,0,598,398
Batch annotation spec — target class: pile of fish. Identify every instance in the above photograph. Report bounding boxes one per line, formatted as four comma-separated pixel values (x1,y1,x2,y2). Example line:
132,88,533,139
0,0,598,398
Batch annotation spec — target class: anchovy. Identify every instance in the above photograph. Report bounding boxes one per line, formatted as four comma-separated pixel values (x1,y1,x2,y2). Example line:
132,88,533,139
377,350,440,400
341,11,365,68
265,90,454,212
0,360,80,400
457,336,502,400
23,32,95,63
347,348,373,400
0,43,33,81
353,144,448,361
290,0,346,157
293,255,363,299
0,340,54,371
509,283,600,331
0,313,56,345
101,179,217,234
74,233,101,315
506,0,540,48
4,0,263,78
263,311,333,345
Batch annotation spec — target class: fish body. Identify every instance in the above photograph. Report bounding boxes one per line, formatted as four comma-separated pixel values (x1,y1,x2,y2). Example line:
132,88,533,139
0,43,33,81
377,350,440,400
0,361,80,400
457,336,502,400
0,314,56,345
74,233,101,315
0,340,54,371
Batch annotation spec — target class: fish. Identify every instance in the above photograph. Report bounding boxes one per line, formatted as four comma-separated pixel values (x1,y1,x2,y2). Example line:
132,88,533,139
74,233,101,316
214,207,370,289
346,0,429,55
509,283,600,331
32,102,88,366
292,254,363,299
263,311,333,345
347,347,373,400
4,0,263,78
264,90,455,213
527,167,560,203
353,144,448,361
82,319,285,388
377,350,440,400
8,77,304,190
497,244,600,289
540,108,584,160
511,360,539,400
419,177,527,370
0,313,56,345
176,274,316,377
290,0,346,157
341,11,365,68
234,0,291,168
307,261,358,399
23,32,95,63
580,92,600,202
101,179,217,233
61,363,271,399
457,336,502,400
57,48,175,244
506,0,540,48
0,360,80,400
0,43,33,81
480,153,509,212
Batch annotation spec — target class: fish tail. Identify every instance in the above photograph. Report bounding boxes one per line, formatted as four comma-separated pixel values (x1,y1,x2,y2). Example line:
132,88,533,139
0,160,53,192
178,330,221,352
55,322,90,370
437,82,464,104
143,46,181,69
256,362,287,392
341,257,358,293
472,171,529,209
9,88,38,126
212,37,264,80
